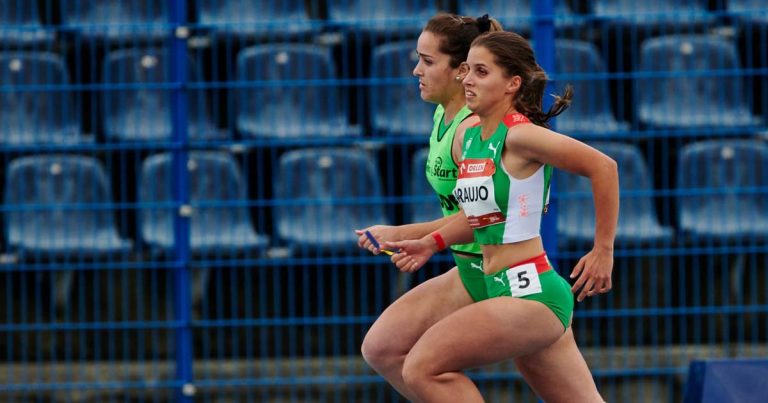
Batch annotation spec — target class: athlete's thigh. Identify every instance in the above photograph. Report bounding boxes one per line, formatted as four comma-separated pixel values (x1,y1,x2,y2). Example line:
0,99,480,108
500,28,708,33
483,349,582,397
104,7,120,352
407,297,564,372
514,327,602,403
365,267,474,350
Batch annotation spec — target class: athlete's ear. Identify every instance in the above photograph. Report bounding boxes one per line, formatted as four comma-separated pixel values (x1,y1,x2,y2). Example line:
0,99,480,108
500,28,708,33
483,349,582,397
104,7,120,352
457,62,469,79
506,75,522,95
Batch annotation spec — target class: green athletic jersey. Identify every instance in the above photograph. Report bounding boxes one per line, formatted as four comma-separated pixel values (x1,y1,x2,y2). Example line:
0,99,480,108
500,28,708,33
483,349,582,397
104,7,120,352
454,113,552,245
424,104,482,256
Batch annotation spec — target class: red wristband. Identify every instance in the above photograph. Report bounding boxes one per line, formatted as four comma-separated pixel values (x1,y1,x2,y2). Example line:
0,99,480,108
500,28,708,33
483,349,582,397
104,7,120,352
431,231,447,251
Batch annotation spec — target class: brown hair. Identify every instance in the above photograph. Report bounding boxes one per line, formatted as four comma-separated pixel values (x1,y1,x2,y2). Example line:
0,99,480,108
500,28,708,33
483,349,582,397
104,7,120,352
424,13,503,68
472,31,572,128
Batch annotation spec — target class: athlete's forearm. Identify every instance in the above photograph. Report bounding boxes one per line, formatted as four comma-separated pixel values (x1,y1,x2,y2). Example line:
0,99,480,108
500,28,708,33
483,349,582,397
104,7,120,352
423,211,474,251
590,158,619,251
397,213,460,240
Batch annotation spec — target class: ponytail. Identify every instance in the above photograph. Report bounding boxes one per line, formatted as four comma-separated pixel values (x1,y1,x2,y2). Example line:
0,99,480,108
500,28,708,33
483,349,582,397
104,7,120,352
515,69,572,128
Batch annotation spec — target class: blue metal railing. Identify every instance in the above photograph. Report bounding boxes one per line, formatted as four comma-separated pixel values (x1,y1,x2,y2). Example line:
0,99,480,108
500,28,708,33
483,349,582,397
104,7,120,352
0,1,766,402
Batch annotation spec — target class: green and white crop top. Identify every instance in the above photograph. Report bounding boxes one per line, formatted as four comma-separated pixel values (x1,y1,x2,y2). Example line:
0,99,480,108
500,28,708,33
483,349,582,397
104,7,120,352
453,113,552,245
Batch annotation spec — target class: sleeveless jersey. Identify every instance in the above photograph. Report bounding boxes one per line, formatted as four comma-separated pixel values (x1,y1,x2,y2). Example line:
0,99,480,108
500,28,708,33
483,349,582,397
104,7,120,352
453,113,552,245
425,105,482,256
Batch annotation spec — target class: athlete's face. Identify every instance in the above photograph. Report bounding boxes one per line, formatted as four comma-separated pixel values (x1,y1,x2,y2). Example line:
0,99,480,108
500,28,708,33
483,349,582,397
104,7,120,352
413,31,461,104
463,46,520,115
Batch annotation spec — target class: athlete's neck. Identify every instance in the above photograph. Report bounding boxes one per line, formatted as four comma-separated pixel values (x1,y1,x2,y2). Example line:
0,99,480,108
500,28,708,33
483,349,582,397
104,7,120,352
441,94,466,125
479,103,518,140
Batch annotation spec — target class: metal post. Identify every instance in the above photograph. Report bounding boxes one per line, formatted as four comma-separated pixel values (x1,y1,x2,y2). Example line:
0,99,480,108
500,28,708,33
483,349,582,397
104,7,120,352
168,0,194,401
533,0,559,262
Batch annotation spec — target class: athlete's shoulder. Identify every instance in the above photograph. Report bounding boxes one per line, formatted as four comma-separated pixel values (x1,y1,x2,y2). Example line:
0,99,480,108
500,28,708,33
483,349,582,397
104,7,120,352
458,113,480,130
432,104,444,122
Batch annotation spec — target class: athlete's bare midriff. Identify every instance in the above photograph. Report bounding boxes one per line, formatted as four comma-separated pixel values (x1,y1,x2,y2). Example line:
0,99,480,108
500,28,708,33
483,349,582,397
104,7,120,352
481,236,544,276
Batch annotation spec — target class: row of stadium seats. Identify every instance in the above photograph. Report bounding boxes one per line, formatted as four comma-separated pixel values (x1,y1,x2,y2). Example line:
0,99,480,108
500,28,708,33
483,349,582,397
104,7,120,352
1,139,766,262
2,0,764,46
0,34,764,145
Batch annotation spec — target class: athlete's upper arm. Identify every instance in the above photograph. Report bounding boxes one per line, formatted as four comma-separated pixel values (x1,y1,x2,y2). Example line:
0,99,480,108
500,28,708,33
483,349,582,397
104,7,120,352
452,114,480,164
506,125,615,177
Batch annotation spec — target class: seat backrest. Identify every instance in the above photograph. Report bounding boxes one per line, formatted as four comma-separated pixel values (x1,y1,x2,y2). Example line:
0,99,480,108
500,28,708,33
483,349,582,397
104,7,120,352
4,154,117,244
197,0,317,35
592,0,712,25
728,0,768,24
557,142,659,235
638,35,747,120
102,47,216,141
236,44,349,138
327,0,436,32
139,151,254,245
554,39,618,132
0,52,82,145
0,0,48,43
409,147,443,223
677,140,768,234
370,40,432,135
458,0,575,32
61,0,167,40
275,148,387,247
0,0,44,25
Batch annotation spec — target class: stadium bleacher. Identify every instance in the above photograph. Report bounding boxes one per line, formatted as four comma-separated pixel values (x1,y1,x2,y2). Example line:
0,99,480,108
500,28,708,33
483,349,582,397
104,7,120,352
0,1,766,402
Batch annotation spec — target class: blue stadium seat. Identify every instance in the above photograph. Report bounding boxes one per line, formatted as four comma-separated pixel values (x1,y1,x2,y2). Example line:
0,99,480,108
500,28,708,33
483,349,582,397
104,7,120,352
410,148,443,223
236,44,360,139
3,154,131,312
728,0,768,24
102,47,223,142
327,0,437,36
0,52,90,145
3,154,132,256
0,0,54,46
684,358,768,403
60,0,168,42
275,148,388,253
138,151,269,255
557,142,673,245
370,40,433,137
554,39,629,137
677,140,768,241
197,0,319,38
458,0,579,33
592,0,715,29
638,35,762,130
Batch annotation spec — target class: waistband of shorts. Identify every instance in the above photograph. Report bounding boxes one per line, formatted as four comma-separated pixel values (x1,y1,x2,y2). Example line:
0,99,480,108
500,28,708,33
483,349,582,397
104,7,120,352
507,252,551,274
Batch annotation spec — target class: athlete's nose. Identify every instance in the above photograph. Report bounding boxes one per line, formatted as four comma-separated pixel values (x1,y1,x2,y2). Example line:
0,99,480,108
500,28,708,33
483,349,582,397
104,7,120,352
412,63,422,77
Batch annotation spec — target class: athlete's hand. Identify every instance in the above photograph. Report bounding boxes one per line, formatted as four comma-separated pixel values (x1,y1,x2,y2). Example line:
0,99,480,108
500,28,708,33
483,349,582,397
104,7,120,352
355,225,400,255
381,238,437,273
570,246,613,302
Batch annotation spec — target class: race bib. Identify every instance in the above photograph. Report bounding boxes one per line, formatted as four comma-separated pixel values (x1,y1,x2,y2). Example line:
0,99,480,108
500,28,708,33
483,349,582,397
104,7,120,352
505,263,542,298
454,158,505,228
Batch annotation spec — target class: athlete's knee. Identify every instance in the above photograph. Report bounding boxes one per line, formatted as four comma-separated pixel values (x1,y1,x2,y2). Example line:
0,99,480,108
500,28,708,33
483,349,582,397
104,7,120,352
361,329,402,371
401,349,437,391
401,355,425,391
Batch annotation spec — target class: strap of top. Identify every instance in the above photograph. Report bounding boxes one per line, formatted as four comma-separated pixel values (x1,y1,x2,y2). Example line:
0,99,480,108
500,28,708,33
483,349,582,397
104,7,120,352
503,113,531,127
469,113,530,128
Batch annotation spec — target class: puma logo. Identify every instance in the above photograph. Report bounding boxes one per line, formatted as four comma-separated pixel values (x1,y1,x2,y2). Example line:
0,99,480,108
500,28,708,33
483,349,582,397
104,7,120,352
493,276,505,286
470,262,483,272
488,141,499,158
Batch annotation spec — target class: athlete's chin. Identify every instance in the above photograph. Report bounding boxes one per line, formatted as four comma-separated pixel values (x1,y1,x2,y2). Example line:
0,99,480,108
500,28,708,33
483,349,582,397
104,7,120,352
420,90,439,104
